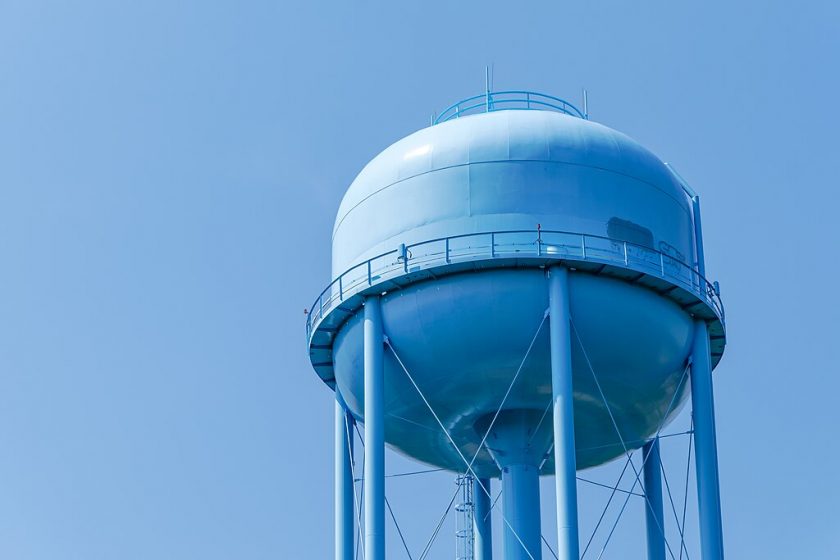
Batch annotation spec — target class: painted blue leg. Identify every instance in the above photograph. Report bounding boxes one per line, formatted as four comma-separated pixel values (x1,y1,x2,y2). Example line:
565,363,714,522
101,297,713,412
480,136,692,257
691,319,724,560
548,266,580,560
335,393,355,560
364,297,385,560
643,438,665,560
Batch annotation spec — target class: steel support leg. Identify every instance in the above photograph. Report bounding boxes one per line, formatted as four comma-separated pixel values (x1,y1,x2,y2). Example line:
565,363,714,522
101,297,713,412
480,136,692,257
691,319,724,560
364,297,385,560
474,477,493,560
643,438,665,560
335,393,355,560
548,266,580,560
501,464,541,560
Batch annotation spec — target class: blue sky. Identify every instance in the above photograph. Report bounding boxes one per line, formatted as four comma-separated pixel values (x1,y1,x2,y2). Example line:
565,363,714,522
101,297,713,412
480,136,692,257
1,1,838,558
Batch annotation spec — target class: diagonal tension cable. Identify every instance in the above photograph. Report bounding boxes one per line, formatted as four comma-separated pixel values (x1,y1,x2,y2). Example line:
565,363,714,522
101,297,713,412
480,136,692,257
573,319,690,560
679,421,694,560
387,337,541,560
418,485,461,560
346,420,366,560
385,494,414,560
581,451,635,558
659,444,692,560
464,311,549,473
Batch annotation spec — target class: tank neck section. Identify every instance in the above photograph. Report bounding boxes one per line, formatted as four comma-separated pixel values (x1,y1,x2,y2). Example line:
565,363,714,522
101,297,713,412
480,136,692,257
477,409,553,468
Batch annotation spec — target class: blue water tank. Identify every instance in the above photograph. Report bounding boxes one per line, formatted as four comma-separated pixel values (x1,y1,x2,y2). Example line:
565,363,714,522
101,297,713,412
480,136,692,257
308,96,725,475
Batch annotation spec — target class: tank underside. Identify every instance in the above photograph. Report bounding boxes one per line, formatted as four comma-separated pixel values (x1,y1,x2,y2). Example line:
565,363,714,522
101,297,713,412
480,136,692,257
332,269,695,476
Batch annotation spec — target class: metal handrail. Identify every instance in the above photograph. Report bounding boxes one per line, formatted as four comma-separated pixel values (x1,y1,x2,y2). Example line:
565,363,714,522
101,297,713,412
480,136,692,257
434,91,586,124
305,229,725,342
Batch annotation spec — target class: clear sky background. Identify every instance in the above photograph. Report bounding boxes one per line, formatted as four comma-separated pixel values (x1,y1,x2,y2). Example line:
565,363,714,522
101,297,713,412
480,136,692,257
1,1,838,558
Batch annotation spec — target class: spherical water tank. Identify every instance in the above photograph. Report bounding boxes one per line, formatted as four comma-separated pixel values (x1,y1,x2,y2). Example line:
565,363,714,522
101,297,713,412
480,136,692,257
307,95,725,477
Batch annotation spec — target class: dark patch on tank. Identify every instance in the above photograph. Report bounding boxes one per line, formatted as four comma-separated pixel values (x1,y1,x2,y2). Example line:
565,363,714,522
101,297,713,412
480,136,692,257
607,217,654,249
657,241,689,277
658,241,686,265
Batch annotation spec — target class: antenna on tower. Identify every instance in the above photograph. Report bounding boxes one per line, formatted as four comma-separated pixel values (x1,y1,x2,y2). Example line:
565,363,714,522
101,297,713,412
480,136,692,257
485,66,491,112
582,88,589,119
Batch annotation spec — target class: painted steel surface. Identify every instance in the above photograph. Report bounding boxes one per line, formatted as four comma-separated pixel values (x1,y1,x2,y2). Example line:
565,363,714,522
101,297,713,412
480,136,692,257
549,266,580,559
307,227,724,357
332,110,695,277
363,297,384,560
333,269,693,473
334,396,354,560
309,93,729,559
485,410,546,560
500,463,541,560
643,438,666,560
690,320,725,560
308,100,726,473
473,478,493,560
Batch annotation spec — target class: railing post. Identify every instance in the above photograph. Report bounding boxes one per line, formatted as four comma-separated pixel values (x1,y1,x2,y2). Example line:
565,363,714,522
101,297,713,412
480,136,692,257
445,238,450,264
623,242,629,265
367,261,372,286
339,276,343,302
490,233,496,257
399,244,408,273
583,89,589,120
692,196,707,278
660,253,665,277
581,235,586,259
485,66,491,113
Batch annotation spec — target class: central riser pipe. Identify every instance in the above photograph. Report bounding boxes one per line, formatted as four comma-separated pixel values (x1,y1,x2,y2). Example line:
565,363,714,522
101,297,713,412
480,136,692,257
483,409,544,560
474,478,493,560
501,465,541,560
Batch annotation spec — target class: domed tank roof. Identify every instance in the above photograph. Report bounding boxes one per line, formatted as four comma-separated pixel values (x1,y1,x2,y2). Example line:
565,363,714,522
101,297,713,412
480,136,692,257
332,109,693,275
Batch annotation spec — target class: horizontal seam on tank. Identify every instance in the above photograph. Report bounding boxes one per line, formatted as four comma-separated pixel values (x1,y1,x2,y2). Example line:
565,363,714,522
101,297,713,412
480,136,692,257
333,159,691,240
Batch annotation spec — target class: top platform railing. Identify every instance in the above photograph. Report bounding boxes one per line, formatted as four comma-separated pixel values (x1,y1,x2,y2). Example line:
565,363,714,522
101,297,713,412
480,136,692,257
433,91,587,124
305,229,724,342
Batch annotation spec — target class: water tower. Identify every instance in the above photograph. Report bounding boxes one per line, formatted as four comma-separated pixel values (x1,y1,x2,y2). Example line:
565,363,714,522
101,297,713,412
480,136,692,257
306,90,727,560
